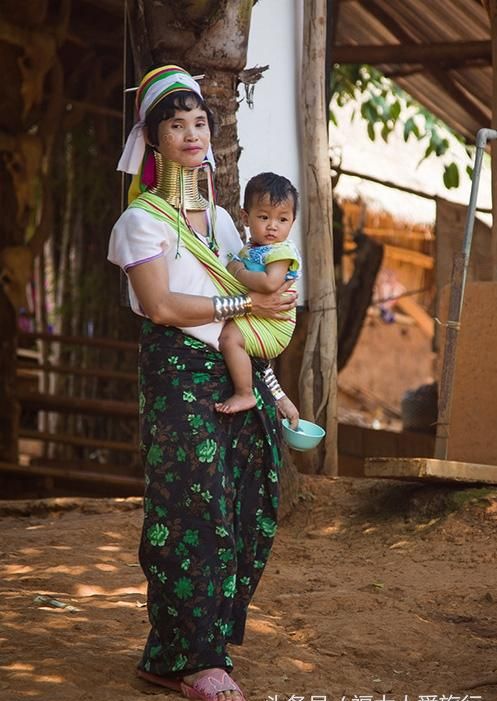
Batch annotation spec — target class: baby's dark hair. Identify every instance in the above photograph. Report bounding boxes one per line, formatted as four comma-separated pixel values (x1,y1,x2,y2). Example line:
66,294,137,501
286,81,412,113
145,90,216,146
243,172,299,218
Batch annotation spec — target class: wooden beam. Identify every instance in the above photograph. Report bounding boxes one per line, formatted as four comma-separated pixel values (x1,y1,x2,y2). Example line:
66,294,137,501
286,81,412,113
344,238,434,268
16,391,137,418
365,456,497,485
395,296,434,338
19,331,137,352
17,361,137,382
333,39,491,66
19,429,138,453
336,167,435,200
0,461,143,490
384,59,490,80
383,244,434,270
336,167,493,213
362,228,431,242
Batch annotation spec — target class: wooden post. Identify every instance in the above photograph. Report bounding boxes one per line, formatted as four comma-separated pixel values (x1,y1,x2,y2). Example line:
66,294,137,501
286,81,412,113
0,292,19,463
489,1,497,274
300,0,338,475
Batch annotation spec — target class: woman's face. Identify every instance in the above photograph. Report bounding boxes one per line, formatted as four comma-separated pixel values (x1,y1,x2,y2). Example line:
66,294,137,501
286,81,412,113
157,107,211,168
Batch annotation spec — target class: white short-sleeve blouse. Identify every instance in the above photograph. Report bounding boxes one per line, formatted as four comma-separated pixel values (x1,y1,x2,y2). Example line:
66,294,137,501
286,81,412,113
108,205,243,350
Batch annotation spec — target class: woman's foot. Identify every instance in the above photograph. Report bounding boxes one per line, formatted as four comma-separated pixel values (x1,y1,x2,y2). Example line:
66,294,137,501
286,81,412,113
183,668,244,701
215,393,256,414
137,667,245,701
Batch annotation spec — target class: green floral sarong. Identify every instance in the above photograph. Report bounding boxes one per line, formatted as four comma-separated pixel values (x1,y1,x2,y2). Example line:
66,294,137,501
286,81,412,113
137,322,282,677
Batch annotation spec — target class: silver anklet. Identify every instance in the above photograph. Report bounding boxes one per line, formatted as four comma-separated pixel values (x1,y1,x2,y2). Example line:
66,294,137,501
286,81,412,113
212,294,252,321
263,366,286,401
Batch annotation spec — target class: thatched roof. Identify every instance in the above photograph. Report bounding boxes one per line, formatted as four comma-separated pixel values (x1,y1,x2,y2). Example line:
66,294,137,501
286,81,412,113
333,0,491,143
68,0,493,147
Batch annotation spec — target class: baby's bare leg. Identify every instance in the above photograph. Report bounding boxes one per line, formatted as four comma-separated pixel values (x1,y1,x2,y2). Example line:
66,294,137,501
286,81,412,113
215,320,256,413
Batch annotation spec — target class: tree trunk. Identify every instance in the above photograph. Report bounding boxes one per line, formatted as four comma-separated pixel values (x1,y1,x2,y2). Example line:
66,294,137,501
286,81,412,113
299,0,338,475
127,0,253,221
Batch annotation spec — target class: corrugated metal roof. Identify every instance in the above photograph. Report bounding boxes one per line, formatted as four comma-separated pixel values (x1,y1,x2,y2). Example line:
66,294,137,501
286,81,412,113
334,0,492,141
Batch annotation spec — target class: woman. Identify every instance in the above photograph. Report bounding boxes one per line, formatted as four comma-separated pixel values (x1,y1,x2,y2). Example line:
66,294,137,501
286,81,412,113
108,65,298,701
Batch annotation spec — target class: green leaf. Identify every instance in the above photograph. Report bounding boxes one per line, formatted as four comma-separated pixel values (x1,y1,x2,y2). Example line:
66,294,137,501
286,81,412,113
443,162,460,189
403,116,420,142
381,123,391,142
424,143,435,160
367,122,375,141
466,165,474,179
390,100,401,121
435,137,449,157
360,102,370,120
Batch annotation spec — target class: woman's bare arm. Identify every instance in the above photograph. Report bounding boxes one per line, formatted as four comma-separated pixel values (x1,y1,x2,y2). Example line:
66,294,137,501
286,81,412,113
127,256,297,327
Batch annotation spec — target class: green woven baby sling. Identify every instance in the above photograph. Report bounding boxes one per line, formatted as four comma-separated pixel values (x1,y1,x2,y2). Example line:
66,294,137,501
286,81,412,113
129,192,295,359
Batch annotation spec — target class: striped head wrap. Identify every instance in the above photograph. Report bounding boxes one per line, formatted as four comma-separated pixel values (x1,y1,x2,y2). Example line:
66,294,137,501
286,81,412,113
117,64,215,176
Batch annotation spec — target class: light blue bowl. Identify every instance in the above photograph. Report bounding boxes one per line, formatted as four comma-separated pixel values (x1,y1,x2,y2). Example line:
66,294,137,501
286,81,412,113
282,418,326,452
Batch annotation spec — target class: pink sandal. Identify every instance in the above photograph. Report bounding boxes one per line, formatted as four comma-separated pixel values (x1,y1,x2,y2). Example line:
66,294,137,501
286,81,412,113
137,667,246,701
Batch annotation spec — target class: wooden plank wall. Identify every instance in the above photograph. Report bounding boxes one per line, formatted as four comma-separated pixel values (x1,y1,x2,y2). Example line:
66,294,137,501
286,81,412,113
341,200,435,313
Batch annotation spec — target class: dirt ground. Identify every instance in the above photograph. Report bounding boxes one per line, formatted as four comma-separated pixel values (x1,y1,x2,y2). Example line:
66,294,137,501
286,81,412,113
2,475,497,701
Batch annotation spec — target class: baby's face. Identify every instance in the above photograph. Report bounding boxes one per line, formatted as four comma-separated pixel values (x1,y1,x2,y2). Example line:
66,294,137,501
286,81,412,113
243,195,295,246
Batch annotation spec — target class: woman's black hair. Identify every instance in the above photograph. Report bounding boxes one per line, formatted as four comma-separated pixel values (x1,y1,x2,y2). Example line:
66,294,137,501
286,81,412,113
145,90,216,147
243,172,299,218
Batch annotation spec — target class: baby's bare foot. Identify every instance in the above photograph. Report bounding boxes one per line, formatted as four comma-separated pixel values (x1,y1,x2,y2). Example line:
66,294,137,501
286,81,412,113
215,393,257,414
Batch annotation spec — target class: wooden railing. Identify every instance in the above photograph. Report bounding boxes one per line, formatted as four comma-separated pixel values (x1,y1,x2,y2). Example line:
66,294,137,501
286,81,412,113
6,331,142,493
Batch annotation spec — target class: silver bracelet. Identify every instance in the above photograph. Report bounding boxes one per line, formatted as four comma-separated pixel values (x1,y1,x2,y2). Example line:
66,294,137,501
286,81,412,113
263,365,286,401
212,294,252,321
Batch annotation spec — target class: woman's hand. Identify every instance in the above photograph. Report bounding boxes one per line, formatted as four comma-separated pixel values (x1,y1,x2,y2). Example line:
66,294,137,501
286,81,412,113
276,395,299,429
250,280,297,319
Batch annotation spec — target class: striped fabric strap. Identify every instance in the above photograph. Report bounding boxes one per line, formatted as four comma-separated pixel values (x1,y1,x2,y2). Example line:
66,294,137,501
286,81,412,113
129,192,296,359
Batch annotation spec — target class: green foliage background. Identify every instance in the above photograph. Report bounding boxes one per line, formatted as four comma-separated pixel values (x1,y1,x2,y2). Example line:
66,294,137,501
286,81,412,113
330,65,475,189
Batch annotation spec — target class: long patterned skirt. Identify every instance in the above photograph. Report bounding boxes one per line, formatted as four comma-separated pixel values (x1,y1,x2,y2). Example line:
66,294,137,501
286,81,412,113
137,321,282,677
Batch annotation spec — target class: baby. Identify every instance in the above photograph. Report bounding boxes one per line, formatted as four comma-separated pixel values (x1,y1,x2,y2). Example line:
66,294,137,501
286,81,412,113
215,172,301,413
